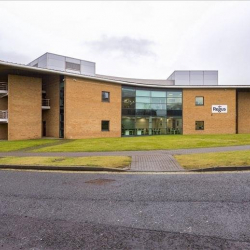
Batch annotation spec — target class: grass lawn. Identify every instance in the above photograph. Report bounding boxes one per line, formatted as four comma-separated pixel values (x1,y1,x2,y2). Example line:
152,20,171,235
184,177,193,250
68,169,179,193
0,139,59,152
34,134,250,152
174,150,250,170
0,156,131,169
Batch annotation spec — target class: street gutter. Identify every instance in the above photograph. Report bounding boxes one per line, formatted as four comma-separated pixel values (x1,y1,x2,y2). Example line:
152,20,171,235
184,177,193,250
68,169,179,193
191,166,250,172
0,165,127,172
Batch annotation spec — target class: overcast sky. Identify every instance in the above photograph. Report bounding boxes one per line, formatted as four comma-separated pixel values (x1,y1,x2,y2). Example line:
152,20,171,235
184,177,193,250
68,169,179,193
1,1,250,85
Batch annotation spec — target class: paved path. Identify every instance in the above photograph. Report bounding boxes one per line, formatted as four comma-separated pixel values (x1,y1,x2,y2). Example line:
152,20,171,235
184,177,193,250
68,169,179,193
1,144,250,171
130,155,184,172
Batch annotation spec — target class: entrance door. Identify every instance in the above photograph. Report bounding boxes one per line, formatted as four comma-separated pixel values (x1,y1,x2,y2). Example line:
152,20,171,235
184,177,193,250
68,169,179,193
167,118,182,134
42,121,46,137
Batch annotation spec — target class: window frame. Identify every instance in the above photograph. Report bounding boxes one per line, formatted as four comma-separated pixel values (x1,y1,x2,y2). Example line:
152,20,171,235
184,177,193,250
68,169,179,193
101,120,110,131
102,91,110,102
195,121,204,130
195,96,204,106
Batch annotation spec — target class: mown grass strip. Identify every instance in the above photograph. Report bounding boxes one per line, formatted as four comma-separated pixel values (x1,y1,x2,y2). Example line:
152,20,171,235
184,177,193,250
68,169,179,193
34,134,250,152
0,139,59,152
174,150,250,170
0,156,131,169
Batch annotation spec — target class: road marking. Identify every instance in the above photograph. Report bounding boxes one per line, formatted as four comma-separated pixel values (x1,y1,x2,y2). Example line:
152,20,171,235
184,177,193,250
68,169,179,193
1,168,250,175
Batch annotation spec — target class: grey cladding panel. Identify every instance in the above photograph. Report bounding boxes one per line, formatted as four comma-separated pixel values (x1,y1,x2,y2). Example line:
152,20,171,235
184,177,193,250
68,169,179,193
204,71,218,85
81,60,95,76
48,53,63,61
47,59,65,71
170,70,218,86
174,72,190,85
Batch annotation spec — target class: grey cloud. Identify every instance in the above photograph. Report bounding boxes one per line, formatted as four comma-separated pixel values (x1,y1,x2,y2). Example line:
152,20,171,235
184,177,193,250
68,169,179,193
0,50,32,64
85,36,156,59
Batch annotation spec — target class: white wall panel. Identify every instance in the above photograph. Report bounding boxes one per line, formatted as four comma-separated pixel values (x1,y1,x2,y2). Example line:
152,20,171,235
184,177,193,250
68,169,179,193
66,57,80,64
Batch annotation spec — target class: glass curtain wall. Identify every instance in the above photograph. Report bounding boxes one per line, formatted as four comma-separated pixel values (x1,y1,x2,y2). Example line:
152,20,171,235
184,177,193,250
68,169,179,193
122,87,182,136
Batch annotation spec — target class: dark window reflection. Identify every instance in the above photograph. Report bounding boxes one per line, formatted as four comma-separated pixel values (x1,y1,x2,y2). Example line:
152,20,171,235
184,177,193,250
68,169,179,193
122,109,136,115
122,97,135,109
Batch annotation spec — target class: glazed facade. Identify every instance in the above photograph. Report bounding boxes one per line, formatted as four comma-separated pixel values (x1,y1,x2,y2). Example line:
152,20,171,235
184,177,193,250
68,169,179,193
122,86,182,136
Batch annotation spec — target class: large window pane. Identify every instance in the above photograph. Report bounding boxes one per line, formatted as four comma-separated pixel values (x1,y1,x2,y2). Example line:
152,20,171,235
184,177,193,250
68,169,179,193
151,97,166,103
136,97,151,103
122,97,135,109
151,91,166,97
136,103,151,109
167,92,182,98
167,103,182,110
135,117,149,135
122,88,136,97
122,117,135,129
167,98,182,104
122,109,135,116
167,118,182,134
151,104,166,110
151,117,167,135
136,109,152,116
136,90,150,97
122,117,135,136
152,110,167,116
167,110,182,116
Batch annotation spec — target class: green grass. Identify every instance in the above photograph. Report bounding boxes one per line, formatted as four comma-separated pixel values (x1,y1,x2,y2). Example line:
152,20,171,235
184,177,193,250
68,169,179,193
34,134,250,152
0,156,131,169
0,139,59,152
174,150,250,170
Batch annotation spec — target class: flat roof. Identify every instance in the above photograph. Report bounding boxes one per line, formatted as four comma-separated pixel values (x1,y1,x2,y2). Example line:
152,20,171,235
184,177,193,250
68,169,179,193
0,60,249,89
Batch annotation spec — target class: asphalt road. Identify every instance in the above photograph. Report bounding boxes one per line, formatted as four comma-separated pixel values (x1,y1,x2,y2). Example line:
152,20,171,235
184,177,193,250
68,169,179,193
1,170,250,249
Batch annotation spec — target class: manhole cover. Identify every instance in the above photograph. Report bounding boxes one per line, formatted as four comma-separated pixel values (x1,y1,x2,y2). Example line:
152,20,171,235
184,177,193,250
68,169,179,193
85,179,116,185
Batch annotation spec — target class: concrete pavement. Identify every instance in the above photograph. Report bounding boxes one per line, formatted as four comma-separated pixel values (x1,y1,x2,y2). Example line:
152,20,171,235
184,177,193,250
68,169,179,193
1,144,250,171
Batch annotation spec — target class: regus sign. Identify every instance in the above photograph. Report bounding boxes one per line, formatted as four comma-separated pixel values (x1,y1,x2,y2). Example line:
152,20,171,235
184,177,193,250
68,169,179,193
212,105,227,113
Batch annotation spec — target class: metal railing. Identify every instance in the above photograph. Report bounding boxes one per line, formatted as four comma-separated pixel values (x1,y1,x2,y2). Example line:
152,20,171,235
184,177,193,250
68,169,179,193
0,82,8,91
42,99,50,107
0,110,8,120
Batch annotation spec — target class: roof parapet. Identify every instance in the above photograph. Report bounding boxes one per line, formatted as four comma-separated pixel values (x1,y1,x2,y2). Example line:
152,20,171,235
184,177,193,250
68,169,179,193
167,70,218,86
27,52,96,77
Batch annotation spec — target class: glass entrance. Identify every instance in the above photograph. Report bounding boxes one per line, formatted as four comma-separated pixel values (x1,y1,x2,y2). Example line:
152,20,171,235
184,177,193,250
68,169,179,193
167,117,182,134
122,86,183,136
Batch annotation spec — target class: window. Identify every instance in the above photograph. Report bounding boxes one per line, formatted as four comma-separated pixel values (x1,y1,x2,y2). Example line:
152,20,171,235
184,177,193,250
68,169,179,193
136,90,150,97
195,96,204,106
101,120,110,131
102,91,110,102
122,97,135,109
195,121,204,130
65,62,80,71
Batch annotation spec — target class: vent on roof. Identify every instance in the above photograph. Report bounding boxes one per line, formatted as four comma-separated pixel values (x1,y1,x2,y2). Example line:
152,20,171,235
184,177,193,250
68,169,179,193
65,62,80,71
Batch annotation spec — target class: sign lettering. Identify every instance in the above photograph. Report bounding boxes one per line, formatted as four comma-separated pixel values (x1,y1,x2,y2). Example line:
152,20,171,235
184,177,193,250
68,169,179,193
212,105,227,113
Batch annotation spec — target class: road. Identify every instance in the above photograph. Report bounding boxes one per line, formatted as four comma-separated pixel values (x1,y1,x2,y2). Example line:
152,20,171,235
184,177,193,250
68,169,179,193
1,170,250,249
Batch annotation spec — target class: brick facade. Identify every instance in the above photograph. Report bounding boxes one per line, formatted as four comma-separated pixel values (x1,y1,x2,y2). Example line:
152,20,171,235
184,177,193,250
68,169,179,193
8,75,42,140
237,91,250,134
183,89,236,134
64,76,121,139
0,72,249,140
